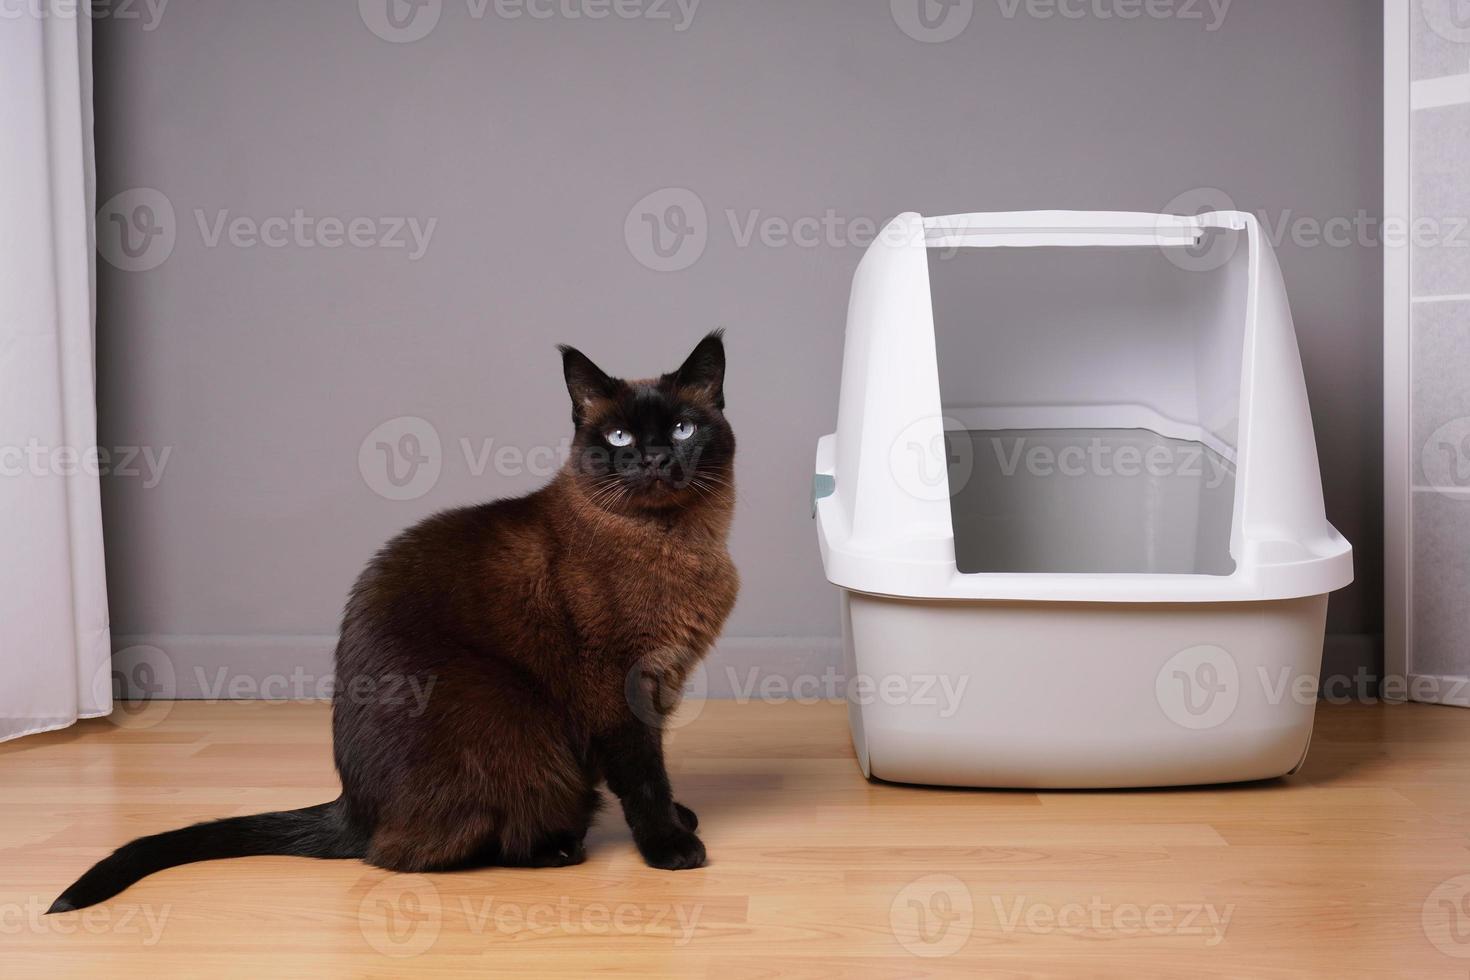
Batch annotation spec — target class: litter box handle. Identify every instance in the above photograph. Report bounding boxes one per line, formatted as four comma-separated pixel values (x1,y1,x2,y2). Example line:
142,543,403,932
920,211,1248,250
812,473,835,518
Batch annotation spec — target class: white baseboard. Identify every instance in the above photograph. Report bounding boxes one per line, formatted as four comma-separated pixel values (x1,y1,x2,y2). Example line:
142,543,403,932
111,632,1383,702
1404,674,1470,708
110,633,846,700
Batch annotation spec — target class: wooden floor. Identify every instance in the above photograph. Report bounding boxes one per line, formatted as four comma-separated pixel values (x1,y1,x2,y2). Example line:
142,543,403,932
5,700,1470,978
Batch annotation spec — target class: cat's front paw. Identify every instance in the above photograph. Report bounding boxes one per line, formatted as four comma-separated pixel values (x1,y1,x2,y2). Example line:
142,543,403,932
637,828,706,870
673,802,699,832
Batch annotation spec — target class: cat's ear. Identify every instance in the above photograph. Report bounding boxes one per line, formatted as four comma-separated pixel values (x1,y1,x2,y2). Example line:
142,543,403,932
674,329,726,409
558,345,616,423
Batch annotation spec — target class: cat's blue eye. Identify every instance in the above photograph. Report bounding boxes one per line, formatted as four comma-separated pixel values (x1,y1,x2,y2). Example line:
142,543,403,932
606,429,634,448
672,420,697,442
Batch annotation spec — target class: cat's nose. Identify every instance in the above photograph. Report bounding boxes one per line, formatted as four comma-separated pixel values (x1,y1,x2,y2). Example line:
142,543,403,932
642,451,671,470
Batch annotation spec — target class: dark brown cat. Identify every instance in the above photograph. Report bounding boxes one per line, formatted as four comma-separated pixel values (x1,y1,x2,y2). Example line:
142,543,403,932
51,332,738,911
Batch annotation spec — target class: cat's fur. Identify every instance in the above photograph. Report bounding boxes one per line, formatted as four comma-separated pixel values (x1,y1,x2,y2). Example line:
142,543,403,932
50,332,738,912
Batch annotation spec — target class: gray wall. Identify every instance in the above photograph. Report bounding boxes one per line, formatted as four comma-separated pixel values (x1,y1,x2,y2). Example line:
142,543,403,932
94,0,1384,695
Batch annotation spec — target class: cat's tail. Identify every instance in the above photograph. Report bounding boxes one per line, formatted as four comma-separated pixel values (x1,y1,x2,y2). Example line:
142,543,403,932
47,798,363,913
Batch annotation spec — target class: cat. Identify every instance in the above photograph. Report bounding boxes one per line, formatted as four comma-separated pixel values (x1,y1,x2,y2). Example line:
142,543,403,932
50,331,738,912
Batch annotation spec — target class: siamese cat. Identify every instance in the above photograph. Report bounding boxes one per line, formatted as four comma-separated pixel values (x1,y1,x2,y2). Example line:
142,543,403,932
51,332,738,911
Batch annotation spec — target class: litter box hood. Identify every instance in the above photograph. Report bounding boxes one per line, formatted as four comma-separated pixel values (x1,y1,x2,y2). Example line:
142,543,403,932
813,210,1353,604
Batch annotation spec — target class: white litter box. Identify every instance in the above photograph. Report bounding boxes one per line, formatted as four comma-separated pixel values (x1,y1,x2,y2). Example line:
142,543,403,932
813,210,1353,789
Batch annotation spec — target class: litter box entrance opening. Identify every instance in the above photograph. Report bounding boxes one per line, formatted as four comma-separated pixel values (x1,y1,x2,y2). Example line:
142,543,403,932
946,428,1236,575
926,242,1249,576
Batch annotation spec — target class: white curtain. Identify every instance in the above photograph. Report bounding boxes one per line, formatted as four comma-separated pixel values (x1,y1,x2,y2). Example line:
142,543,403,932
0,6,112,740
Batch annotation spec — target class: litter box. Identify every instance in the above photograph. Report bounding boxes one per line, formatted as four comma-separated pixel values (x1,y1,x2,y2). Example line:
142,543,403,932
812,210,1353,788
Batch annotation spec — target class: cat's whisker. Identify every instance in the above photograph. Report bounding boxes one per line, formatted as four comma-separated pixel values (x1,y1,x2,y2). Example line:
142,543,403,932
689,473,733,490
688,476,733,500
588,475,627,505
588,480,626,509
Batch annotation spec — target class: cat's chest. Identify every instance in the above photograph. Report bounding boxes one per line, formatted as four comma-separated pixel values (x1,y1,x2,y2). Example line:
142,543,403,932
623,539,736,632
567,532,737,655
